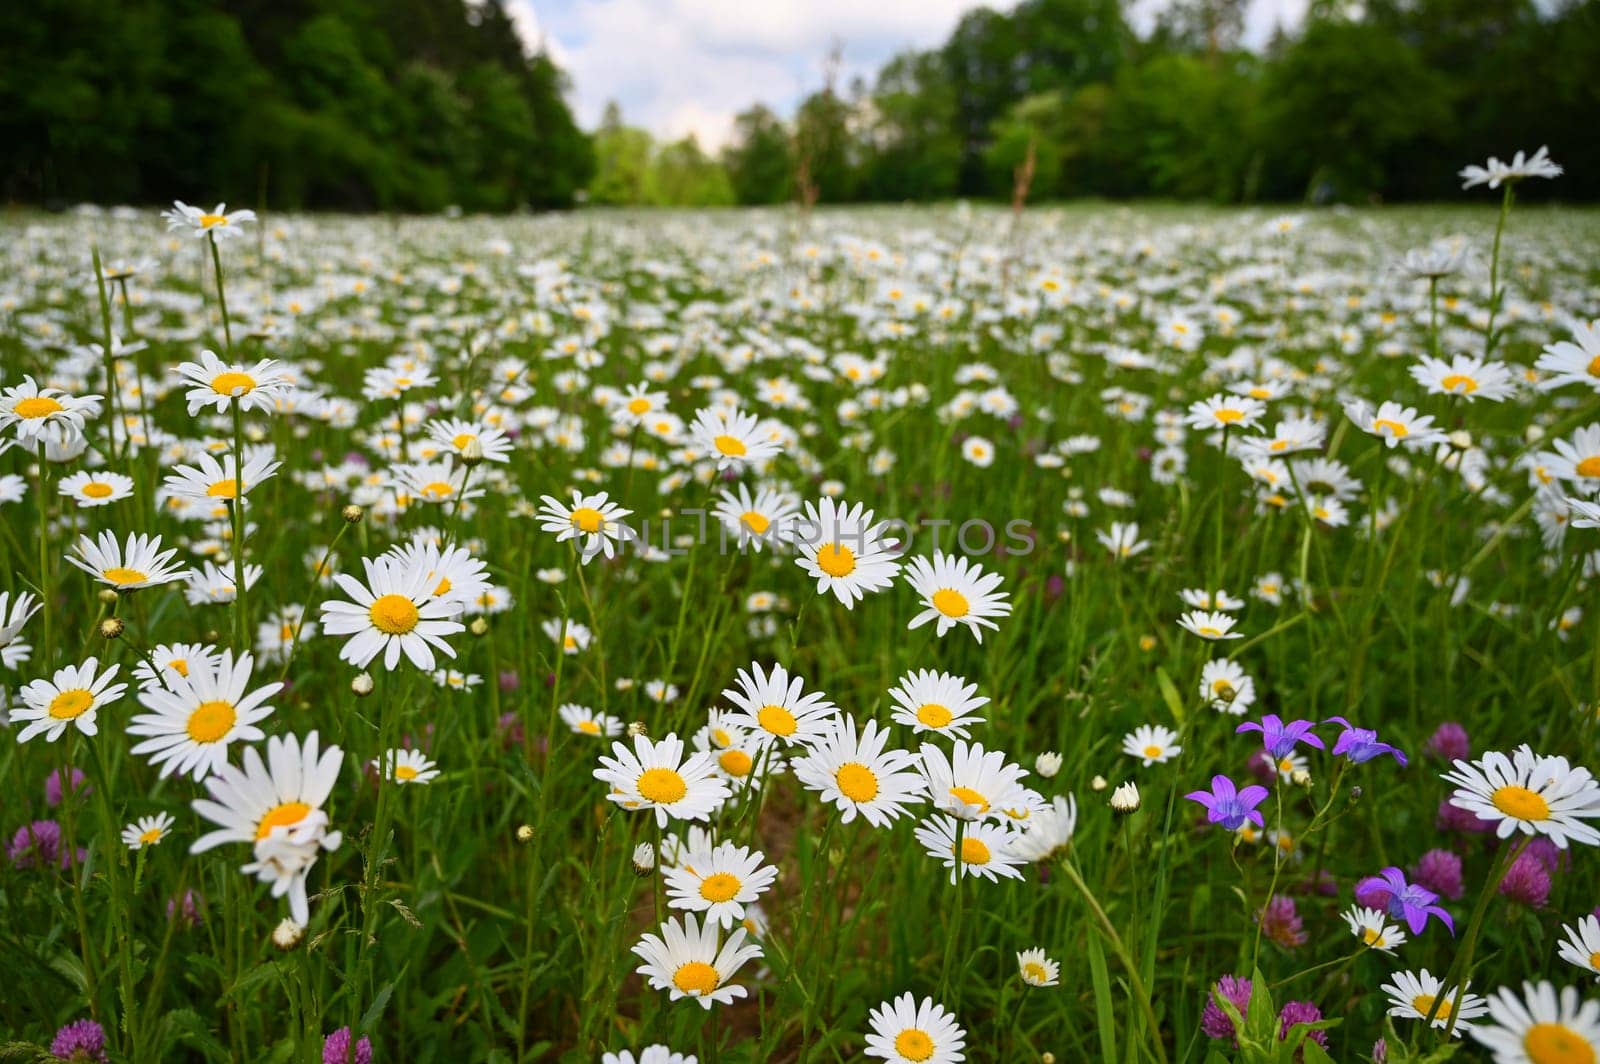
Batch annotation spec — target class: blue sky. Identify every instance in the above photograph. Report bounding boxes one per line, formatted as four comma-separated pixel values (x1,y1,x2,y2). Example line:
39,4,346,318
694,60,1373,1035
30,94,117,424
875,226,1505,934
509,0,1310,149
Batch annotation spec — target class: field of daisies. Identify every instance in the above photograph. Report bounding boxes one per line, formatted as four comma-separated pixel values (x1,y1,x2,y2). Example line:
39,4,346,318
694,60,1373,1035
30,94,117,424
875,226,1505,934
3,153,1600,1064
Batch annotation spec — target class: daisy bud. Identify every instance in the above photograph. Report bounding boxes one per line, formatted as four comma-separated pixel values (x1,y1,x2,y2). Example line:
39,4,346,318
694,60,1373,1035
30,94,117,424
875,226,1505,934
204,630,220,643
1110,781,1140,813
271,918,304,951
459,437,485,467
99,617,124,640
1035,752,1063,778
515,824,534,844
627,721,648,738
351,672,374,697
1091,775,1108,792
1447,429,1472,450
1043,1056,1056,1064
470,617,489,637
341,504,364,524
1524,424,1544,443
632,842,656,875
1291,769,1312,788
97,588,119,605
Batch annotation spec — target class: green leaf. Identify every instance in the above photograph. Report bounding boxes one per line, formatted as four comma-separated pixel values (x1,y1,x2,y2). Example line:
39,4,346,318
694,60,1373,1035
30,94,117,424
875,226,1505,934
1086,935,1118,1064
359,961,409,1033
1300,1039,1336,1064
1242,966,1277,1048
1155,666,1186,724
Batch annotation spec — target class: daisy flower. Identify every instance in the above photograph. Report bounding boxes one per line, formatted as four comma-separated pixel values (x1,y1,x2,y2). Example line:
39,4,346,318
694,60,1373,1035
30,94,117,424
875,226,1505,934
1343,398,1446,449
175,350,293,415
1017,948,1061,988
1343,906,1408,954
0,375,102,445
536,490,634,563
543,618,592,654
183,560,264,605
318,555,465,671
122,812,175,850
611,383,671,427
162,200,256,239
161,451,281,503
1199,659,1255,714
689,405,781,471
918,740,1030,822
58,470,135,508
1382,969,1487,1033
133,642,220,688
1124,723,1183,766
602,1047,695,1064
662,841,778,929
1557,915,1600,982
631,912,762,1009
594,733,730,828
1442,745,1600,848
127,650,281,781
425,417,513,463
1096,521,1150,560
915,814,1024,883
0,590,42,666
1469,981,1600,1062
1008,794,1078,862
65,530,187,590
794,496,902,608
1459,145,1563,189
14,658,126,743
378,748,439,785
561,703,624,737
191,731,344,927
961,436,995,467
712,483,799,552
1178,610,1244,640
1537,425,1600,494
1185,394,1266,433
392,461,486,507
791,716,926,827
903,551,1012,643
720,661,838,749
864,993,967,1064
887,668,989,739
1409,355,1516,402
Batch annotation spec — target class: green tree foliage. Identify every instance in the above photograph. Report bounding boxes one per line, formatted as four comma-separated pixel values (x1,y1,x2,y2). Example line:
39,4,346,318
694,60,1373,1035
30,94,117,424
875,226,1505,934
722,106,794,205
0,0,593,209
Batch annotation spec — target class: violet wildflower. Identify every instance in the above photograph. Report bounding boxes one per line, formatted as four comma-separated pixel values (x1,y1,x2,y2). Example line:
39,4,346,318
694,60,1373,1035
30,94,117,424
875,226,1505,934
45,767,89,808
1237,714,1325,759
1354,867,1454,935
1498,851,1550,907
167,888,205,929
1200,974,1253,1044
1325,717,1407,765
1436,798,1496,834
49,1019,106,1063
1259,895,1308,949
1372,1038,1388,1063
323,1026,373,1064
1186,775,1270,831
1425,722,1469,762
1411,849,1464,900
1278,1000,1330,1057
8,819,82,870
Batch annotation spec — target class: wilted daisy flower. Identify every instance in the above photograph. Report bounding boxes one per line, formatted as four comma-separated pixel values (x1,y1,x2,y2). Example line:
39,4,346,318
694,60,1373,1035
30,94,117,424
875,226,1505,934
1017,947,1061,987
1382,969,1487,1033
14,658,126,743
721,661,838,748
1343,398,1446,449
1178,610,1244,641
378,747,439,785
594,733,730,828
690,405,781,471
661,841,777,929
162,451,281,504
191,731,344,926
122,812,175,850
1557,915,1600,982
162,200,256,238
65,531,187,590
319,555,465,671
0,375,102,445
1442,745,1600,848
1469,981,1600,1062
58,470,135,508
864,992,966,1063
1409,355,1516,402
887,668,989,739
631,912,762,1009
1343,906,1408,954
793,496,902,608
1123,723,1182,766
712,483,799,552
175,350,293,415
560,703,623,737
127,650,280,781
918,740,1030,822
792,716,926,827
903,551,1011,643
537,490,634,562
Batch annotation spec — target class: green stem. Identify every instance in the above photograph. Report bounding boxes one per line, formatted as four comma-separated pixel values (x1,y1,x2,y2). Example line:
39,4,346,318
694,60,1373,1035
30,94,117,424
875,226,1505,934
209,232,234,353
1059,858,1169,1064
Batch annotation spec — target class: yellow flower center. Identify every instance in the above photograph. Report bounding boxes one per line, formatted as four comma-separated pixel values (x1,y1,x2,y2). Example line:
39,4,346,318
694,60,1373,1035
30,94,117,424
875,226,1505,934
1023,961,1049,983
421,481,453,499
81,482,115,499
434,576,452,596
932,589,969,618
1440,373,1478,394
451,432,476,450
699,872,741,902
1214,408,1245,424
672,961,720,996
835,762,879,802
957,836,991,864
1413,993,1451,1020
577,719,601,735
570,506,604,533
103,567,149,585
1588,355,1600,378
15,395,64,419
894,1029,935,1061
948,785,989,813
369,594,420,635
138,827,163,845
718,749,753,776
199,213,228,228
1491,784,1551,821
757,704,798,737
917,703,953,729
1373,419,1409,437
256,801,311,840
206,478,239,498
48,689,95,720
1362,927,1384,947
395,764,420,781
714,434,748,457
637,767,688,805
816,543,856,578
627,397,651,415
185,699,237,743
1576,456,1600,478
740,511,770,534
168,658,190,677
1144,745,1164,759
210,371,256,396
1524,1023,1594,1064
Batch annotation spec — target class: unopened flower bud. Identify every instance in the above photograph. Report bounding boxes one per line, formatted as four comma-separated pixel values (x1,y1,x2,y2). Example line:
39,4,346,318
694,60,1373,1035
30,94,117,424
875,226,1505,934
1090,775,1108,792
1110,781,1140,813
341,504,364,524
1291,768,1312,788
1043,1055,1057,1064
1448,430,1472,450
97,588,119,605
1035,752,1062,778
272,918,304,951
204,630,220,643
459,437,485,467
351,672,374,697
627,721,648,738
632,842,656,875
515,824,534,844
99,617,124,640
470,617,489,636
